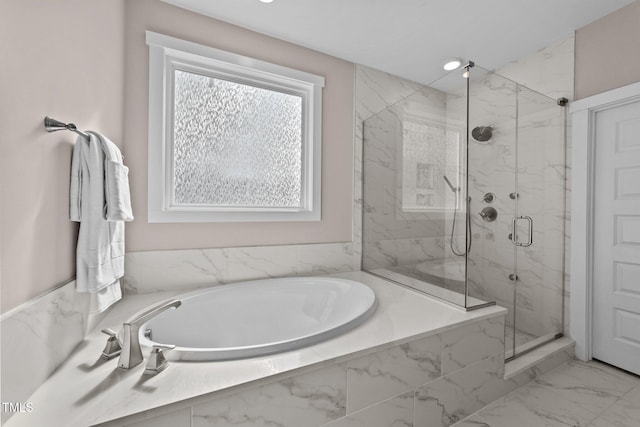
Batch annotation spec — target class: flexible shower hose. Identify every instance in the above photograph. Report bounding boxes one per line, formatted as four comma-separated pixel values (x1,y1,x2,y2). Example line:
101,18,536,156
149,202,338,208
450,196,472,256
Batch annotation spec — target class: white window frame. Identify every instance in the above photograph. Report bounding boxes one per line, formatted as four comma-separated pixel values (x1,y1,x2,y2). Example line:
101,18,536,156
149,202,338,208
146,31,324,222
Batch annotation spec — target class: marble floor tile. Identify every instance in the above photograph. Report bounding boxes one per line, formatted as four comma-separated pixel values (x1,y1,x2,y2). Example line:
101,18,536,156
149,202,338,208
587,396,640,427
466,393,591,427
454,360,640,427
450,418,490,427
533,360,638,402
622,384,640,402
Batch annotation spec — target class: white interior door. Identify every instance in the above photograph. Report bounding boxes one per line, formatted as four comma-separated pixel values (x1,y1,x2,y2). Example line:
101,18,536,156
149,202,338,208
592,99,640,375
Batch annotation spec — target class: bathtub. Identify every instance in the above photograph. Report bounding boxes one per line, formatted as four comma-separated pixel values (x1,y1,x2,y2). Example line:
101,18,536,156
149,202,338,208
138,277,376,361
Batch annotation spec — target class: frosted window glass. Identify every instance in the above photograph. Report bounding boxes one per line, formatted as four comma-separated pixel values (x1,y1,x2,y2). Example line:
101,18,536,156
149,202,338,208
173,69,303,208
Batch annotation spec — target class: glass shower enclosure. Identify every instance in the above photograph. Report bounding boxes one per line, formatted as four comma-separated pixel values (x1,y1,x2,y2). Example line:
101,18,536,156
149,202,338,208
362,62,567,360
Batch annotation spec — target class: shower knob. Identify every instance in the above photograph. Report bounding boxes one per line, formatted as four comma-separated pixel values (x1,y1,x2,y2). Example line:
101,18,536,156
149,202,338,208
483,192,495,203
478,207,498,222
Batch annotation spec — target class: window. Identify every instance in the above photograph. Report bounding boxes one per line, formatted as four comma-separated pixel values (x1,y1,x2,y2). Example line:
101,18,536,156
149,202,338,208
146,32,324,222
400,114,462,212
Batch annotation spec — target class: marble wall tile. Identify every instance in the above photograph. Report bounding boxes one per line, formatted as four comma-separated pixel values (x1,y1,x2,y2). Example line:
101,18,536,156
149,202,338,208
496,36,575,102
414,354,506,427
358,37,572,340
192,364,347,427
124,249,228,294
346,334,441,413
123,243,357,294
441,317,505,375
322,392,414,427
355,65,424,123
297,243,356,275
0,279,87,425
226,246,302,283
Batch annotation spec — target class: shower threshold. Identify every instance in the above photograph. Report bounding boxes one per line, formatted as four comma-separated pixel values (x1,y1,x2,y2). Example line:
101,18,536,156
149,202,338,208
505,331,564,361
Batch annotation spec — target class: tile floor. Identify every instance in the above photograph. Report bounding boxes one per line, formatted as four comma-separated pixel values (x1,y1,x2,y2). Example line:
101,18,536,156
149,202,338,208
454,359,640,427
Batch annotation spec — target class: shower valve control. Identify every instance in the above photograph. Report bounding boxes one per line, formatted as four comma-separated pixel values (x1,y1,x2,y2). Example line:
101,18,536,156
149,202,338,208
479,207,498,222
509,274,519,281
483,192,495,203
509,192,519,200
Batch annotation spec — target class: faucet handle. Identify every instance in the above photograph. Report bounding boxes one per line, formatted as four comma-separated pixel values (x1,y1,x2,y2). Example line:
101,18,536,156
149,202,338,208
100,328,122,360
101,328,118,337
144,344,176,375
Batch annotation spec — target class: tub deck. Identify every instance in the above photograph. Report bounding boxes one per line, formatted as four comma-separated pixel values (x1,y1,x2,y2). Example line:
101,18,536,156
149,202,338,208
4,271,506,427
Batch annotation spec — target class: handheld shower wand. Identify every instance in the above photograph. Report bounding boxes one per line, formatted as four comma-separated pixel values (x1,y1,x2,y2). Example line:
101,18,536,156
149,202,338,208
442,176,471,256
443,175,459,193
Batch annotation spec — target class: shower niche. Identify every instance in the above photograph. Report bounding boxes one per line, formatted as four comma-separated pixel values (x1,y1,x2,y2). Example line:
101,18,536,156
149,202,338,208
362,62,567,360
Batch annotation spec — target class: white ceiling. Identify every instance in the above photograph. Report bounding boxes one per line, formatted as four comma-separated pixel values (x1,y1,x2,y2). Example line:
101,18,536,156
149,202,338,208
162,0,634,85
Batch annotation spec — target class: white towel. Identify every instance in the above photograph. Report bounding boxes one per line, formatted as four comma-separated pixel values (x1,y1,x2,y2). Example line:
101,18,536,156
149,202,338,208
98,133,134,222
70,132,131,313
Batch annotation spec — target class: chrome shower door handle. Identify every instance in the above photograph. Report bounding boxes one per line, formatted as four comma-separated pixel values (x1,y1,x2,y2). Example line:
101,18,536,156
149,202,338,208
512,216,533,247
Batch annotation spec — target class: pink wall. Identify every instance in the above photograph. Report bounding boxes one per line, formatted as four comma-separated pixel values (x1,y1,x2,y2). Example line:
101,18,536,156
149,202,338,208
0,0,355,312
123,0,355,252
575,0,640,99
0,0,125,313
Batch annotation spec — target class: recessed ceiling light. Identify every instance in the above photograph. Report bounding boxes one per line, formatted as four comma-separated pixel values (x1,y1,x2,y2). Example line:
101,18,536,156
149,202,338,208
443,58,462,71
259,0,274,3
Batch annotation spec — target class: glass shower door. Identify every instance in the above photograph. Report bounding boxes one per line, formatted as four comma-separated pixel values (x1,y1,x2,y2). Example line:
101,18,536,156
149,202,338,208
512,85,566,357
465,65,566,359
465,66,519,356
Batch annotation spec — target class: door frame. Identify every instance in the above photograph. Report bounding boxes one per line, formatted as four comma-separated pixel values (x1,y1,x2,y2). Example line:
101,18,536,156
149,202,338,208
570,81,640,361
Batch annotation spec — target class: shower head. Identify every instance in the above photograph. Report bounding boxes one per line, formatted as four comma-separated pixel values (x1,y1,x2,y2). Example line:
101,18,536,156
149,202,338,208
472,125,494,142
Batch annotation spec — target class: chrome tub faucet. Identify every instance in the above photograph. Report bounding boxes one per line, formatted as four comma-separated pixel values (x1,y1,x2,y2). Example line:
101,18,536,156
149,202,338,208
118,299,181,370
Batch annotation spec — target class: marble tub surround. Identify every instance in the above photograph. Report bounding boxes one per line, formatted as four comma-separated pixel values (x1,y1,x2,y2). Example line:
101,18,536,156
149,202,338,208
191,364,349,427
123,243,357,294
115,298,509,427
137,306,570,427
346,333,443,413
0,278,88,425
4,272,508,427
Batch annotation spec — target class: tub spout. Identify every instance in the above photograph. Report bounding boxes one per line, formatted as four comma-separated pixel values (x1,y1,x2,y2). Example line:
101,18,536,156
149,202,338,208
118,299,181,370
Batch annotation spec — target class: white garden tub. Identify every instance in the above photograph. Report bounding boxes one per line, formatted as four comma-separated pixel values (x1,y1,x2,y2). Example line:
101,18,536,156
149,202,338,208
138,277,376,361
